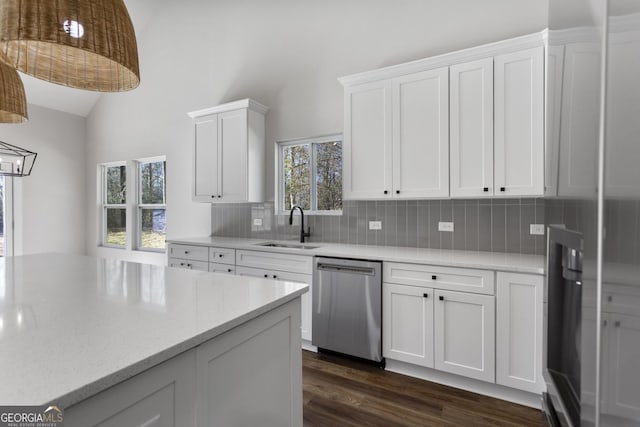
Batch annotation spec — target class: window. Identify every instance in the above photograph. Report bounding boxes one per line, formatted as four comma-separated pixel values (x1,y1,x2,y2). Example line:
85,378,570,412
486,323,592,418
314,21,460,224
277,134,342,214
137,158,166,251
102,163,127,248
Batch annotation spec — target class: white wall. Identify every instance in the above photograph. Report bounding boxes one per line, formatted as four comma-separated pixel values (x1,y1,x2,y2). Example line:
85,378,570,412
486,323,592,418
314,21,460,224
0,104,86,256
85,0,548,263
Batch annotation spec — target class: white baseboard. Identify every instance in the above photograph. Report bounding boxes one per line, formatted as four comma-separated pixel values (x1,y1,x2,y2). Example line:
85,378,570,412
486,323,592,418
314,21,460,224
385,359,543,409
301,340,317,352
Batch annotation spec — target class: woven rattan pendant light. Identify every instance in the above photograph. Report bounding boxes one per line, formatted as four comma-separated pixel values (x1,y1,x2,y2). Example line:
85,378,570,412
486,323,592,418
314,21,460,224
0,59,27,123
0,0,140,92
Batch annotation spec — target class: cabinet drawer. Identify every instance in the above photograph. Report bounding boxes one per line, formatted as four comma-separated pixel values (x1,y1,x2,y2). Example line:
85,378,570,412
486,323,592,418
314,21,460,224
209,263,235,275
384,262,494,295
209,247,236,265
168,244,209,262
168,258,209,272
236,250,313,274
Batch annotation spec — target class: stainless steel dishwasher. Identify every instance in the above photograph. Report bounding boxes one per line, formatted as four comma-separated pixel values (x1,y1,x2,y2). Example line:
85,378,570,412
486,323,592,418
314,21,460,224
312,257,383,363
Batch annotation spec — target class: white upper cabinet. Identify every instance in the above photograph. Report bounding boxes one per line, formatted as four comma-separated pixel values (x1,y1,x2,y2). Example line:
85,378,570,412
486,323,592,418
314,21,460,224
450,58,494,198
340,32,546,201
494,47,544,197
343,81,393,200
557,43,601,198
188,99,267,203
392,68,449,198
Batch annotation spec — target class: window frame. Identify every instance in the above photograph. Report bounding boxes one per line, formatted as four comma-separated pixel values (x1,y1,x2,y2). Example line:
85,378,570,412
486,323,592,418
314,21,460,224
100,161,127,249
275,133,343,216
135,156,167,253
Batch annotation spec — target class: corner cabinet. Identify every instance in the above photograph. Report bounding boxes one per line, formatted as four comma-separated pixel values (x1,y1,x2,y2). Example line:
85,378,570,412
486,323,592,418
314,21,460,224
342,67,449,200
188,99,268,203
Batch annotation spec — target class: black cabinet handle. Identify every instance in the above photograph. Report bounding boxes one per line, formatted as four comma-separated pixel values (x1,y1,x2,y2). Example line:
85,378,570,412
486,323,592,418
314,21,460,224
396,190,400,194
483,187,489,192
439,296,444,301
211,195,215,198
218,254,223,258
500,187,506,192
227,268,232,273
217,195,222,198
423,293,429,298
184,250,190,254
273,275,277,279
615,321,621,328
264,274,268,278
431,275,437,280
384,190,388,195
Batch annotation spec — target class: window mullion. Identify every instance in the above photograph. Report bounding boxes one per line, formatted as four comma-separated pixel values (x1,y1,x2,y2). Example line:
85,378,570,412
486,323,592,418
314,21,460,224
310,143,317,211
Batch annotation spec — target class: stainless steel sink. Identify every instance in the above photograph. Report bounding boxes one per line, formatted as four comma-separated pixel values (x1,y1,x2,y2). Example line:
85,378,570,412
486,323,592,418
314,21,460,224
255,242,319,250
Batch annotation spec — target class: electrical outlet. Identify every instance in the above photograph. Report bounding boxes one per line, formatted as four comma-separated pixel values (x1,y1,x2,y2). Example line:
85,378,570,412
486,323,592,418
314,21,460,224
253,218,263,226
438,222,454,232
530,224,545,235
369,221,382,230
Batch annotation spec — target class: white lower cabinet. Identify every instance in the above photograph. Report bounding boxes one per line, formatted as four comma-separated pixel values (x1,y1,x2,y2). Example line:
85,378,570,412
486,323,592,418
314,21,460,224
496,272,544,393
65,350,197,427
382,283,434,367
169,258,209,272
603,313,640,419
434,289,495,383
236,266,313,343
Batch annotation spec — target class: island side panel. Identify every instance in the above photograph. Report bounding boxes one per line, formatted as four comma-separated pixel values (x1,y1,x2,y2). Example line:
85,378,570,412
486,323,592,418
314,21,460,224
196,298,303,427
64,297,303,427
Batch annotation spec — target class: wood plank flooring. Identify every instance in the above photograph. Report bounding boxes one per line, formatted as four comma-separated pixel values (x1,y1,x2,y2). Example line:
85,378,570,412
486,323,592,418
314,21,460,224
303,350,545,427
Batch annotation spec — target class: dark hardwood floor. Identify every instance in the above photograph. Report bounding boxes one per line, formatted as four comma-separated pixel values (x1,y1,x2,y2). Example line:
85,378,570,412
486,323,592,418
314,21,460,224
302,350,545,427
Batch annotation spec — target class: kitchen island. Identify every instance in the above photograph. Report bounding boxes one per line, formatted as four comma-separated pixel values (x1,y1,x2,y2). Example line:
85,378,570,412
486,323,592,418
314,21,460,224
0,253,307,426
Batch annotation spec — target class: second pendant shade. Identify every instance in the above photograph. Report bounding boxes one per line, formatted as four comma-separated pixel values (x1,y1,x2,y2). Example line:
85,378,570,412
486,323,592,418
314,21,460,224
0,59,28,123
0,0,140,92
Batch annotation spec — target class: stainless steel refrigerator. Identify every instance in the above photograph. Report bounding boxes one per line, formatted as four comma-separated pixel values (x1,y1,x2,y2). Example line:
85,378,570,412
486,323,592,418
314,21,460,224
545,0,640,425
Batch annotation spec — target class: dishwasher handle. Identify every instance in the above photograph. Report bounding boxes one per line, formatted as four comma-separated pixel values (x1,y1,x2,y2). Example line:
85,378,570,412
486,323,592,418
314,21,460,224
316,263,376,276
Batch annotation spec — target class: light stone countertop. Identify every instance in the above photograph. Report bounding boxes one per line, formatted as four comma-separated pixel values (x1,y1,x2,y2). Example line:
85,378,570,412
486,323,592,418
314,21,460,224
168,236,546,275
0,253,308,407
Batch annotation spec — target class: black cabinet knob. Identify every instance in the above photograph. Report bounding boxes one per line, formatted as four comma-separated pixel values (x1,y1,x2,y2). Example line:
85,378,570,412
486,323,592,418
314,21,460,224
217,195,222,198
273,275,278,279
218,254,223,258
431,275,437,280
227,269,232,273
211,195,215,198
396,190,400,194
500,187,506,192
439,296,444,301
383,190,388,194
483,187,489,192
423,293,429,298
264,274,268,278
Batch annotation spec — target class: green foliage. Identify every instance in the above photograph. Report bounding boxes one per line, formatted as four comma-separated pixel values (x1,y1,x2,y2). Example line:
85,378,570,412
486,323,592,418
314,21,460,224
282,140,342,211
106,165,126,204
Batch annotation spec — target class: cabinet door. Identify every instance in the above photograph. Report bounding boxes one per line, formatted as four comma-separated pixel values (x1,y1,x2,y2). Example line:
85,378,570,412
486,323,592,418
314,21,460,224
65,350,196,427
545,45,565,197
604,314,640,420
218,109,248,201
383,283,434,367
494,46,544,196
434,290,495,382
558,43,601,198
343,80,393,200
193,114,219,201
496,272,544,393
208,262,235,275
235,266,312,342
450,58,494,198
392,68,449,198
275,271,313,343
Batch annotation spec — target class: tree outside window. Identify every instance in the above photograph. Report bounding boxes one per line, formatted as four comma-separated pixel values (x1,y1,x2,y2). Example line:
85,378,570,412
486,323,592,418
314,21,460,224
279,135,342,213
138,159,167,251
103,164,127,247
